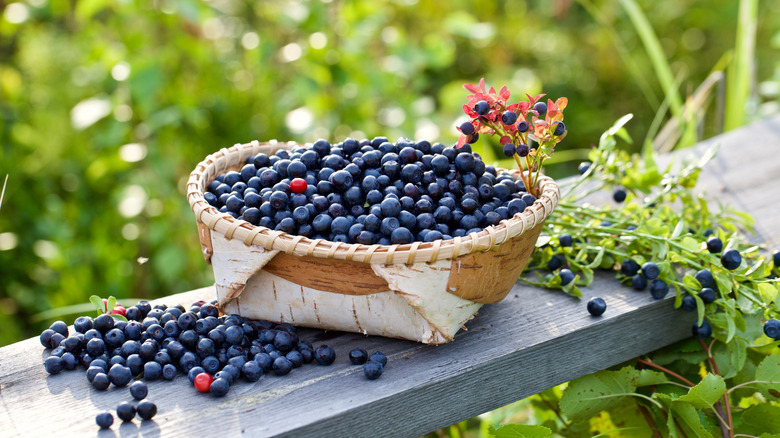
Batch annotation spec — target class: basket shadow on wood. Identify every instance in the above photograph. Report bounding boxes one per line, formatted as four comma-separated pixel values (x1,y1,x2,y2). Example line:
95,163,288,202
187,141,560,344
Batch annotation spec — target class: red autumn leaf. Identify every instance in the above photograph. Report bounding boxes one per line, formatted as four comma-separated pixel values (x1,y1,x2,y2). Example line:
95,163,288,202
456,135,469,148
499,135,512,145
499,86,511,102
556,97,568,111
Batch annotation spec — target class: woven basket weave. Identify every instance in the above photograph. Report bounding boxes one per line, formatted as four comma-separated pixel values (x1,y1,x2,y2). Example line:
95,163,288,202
187,140,560,344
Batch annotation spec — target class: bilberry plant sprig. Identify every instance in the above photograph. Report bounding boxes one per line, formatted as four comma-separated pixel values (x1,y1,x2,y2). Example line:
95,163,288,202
457,78,568,197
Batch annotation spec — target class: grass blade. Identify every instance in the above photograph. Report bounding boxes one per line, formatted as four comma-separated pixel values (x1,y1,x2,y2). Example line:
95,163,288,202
0,174,7,212
724,0,758,131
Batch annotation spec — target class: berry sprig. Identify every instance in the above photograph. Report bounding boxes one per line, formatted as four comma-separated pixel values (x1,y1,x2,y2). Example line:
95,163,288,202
89,295,128,321
457,78,568,197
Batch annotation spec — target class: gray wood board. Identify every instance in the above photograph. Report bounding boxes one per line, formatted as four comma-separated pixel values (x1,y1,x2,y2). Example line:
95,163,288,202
1,114,779,437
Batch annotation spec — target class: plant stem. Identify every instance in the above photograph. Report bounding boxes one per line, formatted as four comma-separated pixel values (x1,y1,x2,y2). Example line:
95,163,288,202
636,402,663,438
538,392,569,428
699,339,734,438
634,357,695,387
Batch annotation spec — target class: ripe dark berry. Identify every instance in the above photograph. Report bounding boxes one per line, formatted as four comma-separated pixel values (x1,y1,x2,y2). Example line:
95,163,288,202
502,143,516,157
272,356,293,375
649,279,669,299
86,338,107,358
314,345,336,366
546,253,565,271
116,402,136,422
348,348,368,365
698,287,716,304
631,274,648,291
94,314,115,333
764,319,780,339
559,269,575,286
130,380,149,400
368,351,387,366
516,143,529,157
552,121,566,136
774,250,780,268
459,121,475,136
144,361,163,381
721,249,742,270
96,412,114,429
641,262,660,280
559,234,573,247
706,236,723,253
695,269,715,289
44,356,63,375
586,297,607,316
92,373,110,390
210,378,230,397
242,360,263,382
613,188,627,203
473,100,489,115
621,259,640,276
74,316,94,333
692,320,713,339
363,361,384,380
578,162,591,174
136,400,157,420
681,295,697,312
108,364,132,387
501,111,518,125
533,101,547,115
162,363,177,380
516,121,529,132
49,320,69,337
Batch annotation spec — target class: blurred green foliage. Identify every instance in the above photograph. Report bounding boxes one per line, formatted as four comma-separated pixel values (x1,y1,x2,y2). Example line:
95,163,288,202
0,0,778,351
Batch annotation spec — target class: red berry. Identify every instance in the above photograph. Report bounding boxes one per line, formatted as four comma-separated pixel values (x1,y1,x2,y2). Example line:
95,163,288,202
194,372,213,392
290,178,307,194
110,306,126,317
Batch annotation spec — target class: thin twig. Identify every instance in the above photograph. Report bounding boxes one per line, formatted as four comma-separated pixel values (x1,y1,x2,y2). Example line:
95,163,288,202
0,174,7,211
634,357,695,387
538,392,569,427
637,402,663,438
699,339,734,438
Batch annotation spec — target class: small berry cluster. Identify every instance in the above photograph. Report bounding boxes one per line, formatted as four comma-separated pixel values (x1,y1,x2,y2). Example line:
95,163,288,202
95,381,157,429
204,137,537,245
456,78,568,198
348,348,387,379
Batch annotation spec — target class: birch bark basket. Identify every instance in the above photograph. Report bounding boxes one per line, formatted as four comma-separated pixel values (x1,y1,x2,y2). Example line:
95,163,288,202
188,141,560,344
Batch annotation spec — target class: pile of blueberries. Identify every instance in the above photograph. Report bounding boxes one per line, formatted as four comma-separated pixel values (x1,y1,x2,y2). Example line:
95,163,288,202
95,381,157,429
203,137,537,245
40,299,388,411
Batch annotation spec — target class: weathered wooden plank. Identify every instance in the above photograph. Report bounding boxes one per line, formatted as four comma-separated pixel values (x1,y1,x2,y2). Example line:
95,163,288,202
0,114,778,437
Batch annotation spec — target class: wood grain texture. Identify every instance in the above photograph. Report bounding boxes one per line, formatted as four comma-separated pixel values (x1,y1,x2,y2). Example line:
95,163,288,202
263,252,390,295
1,115,779,438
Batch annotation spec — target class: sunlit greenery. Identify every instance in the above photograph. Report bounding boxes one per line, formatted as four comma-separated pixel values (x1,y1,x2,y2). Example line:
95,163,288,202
1,0,778,419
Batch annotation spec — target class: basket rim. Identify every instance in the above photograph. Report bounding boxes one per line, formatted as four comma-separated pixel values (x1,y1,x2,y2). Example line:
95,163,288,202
186,140,560,264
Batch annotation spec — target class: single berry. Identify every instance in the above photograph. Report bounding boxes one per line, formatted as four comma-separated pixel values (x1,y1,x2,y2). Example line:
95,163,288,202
516,143,529,157
92,373,110,390
613,188,627,203
621,259,640,277
349,348,368,365
96,412,114,429
210,378,230,397
289,178,307,194
577,162,591,174
586,297,607,316
773,250,780,268
459,121,475,136
631,274,648,291
129,381,149,400
363,361,384,380
692,320,713,339
695,269,715,289
764,319,780,339
501,111,518,125
641,262,660,280
559,234,573,247
116,402,136,422
502,143,516,158
136,400,157,420
698,287,716,304
194,372,213,393
649,279,669,299
706,236,723,253
721,249,742,270
368,351,388,367
559,269,575,286
516,121,529,132
473,100,490,115
533,101,547,115
44,356,63,375
681,295,697,312
272,356,293,375
552,121,566,136
49,320,69,337
314,345,336,366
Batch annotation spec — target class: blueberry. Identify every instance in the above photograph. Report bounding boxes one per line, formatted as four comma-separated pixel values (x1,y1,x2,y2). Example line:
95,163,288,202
698,287,717,304
613,188,627,203
705,236,723,253
210,377,230,397
254,353,273,371
516,120,529,133
116,402,136,422
546,254,565,271
559,234,573,247
502,143,516,157
86,338,106,357
363,361,384,380
109,364,132,387
641,262,660,280
774,250,780,268
764,319,780,339
349,348,368,365
86,365,104,382
162,363,177,380
621,259,640,276
74,316,94,333
533,101,547,115
680,295,697,312
501,111,518,125
559,269,575,286
92,373,110,390
649,280,669,299
578,162,591,174
44,356,63,374
143,361,163,381
632,274,648,291
242,360,263,382
39,329,56,349
390,227,413,244
694,269,715,289
136,400,157,420
286,350,304,368
272,356,293,375
96,412,114,429
368,351,387,366
586,297,607,316
94,314,115,333
473,100,490,115
49,320,69,337
692,320,713,339
721,249,742,270
552,121,566,136
459,121,475,136
314,345,336,366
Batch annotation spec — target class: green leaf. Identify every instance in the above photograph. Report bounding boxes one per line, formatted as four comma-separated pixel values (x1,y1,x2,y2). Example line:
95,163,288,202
89,295,105,313
671,220,685,239
636,369,669,387
755,354,780,399
488,424,552,438
758,282,778,304
559,366,637,423
107,296,116,313
111,314,128,322
682,274,701,291
738,404,780,435
669,401,715,438
680,237,700,252
676,373,725,409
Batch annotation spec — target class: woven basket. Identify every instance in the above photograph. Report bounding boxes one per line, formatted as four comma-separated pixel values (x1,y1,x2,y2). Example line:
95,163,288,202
187,140,560,344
